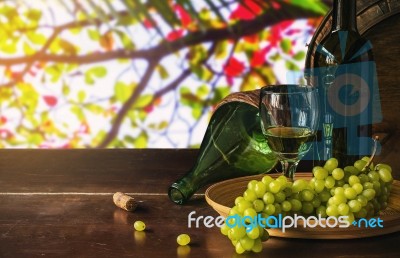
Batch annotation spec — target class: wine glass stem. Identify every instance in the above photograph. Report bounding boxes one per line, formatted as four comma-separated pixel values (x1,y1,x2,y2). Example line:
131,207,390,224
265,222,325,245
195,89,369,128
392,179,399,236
281,160,299,181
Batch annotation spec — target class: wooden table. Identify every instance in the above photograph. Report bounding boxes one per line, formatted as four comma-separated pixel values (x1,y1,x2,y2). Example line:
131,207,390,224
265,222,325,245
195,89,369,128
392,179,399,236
0,136,399,257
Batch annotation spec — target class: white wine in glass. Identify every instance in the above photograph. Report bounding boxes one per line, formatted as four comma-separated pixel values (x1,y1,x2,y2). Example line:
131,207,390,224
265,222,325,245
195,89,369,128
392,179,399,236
259,84,319,179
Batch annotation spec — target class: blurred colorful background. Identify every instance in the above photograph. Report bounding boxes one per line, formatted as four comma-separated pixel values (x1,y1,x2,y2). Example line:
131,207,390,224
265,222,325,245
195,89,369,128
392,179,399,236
0,0,331,148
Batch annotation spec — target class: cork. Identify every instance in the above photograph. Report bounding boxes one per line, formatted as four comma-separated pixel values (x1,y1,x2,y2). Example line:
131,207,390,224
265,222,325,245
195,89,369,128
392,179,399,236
113,192,138,211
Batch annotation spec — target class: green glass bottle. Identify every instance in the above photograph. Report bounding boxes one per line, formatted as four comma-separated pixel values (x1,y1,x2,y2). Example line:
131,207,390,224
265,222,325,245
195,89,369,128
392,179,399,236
305,0,379,166
168,92,277,204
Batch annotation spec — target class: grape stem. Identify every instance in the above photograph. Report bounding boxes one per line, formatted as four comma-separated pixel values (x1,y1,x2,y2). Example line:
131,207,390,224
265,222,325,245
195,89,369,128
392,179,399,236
362,136,379,172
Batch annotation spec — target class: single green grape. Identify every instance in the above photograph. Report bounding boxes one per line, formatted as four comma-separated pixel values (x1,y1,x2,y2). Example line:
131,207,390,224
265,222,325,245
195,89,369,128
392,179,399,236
235,241,246,254
334,187,344,196
378,167,393,183
237,200,252,213
235,196,245,206
344,166,360,176
316,205,327,218
251,238,263,253
227,228,234,240
358,174,370,184
361,156,370,163
326,205,339,217
274,191,286,203
252,199,265,213
247,180,258,191
269,180,282,194
324,158,339,172
346,212,355,224
352,183,363,195
354,160,367,171
375,163,392,173
318,190,331,203
281,200,292,212
243,208,257,222
260,228,270,242
332,194,347,205
327,197,334,206
330,187,336,197
254,181,267,198
344,187,357,200
220,223,230,236
348,200,362,213
262,192,275,205
273,203,282,215
363,182,374,190
362,158,375,171
324,176,335,189
338,203,350,216
229,206,239,216
348,175,360,186
261,175,274,187
283,186,293,197
368,171,380,182
292,179,308,193
246,227,260,240
314,166,329,180
372,181,382,196
332,168,345,180
290,199,302,212
302,201,314,215
312,166,324,175
314,179,325,193
276,175,288,185
239,236,255,251
243,189,257,202
301,189,315,202
362,189,376,201
264,203,275,215
311,196,321,208
134,221,146,231
229,226,246,241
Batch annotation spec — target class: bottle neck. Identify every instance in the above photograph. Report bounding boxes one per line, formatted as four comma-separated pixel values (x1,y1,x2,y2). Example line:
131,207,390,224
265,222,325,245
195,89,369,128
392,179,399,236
331,0,357,32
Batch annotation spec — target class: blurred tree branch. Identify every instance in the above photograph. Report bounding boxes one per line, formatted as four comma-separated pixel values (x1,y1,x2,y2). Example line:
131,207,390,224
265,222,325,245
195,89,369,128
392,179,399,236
0,0,329,148
0,1,324,67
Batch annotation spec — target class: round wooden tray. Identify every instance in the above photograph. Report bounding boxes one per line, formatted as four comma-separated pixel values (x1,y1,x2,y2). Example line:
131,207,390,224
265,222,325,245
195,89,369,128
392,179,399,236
205,172,400,239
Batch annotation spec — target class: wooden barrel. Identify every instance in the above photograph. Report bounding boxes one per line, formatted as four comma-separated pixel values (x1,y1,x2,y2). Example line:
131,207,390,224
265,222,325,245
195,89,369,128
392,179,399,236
306,0,400,134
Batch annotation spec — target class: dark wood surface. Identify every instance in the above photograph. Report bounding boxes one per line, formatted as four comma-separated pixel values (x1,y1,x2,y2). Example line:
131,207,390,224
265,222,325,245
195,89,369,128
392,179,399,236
0,144,399,258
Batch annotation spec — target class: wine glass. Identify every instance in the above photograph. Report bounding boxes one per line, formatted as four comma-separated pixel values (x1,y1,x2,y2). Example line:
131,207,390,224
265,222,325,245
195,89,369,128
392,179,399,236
259,84,319,180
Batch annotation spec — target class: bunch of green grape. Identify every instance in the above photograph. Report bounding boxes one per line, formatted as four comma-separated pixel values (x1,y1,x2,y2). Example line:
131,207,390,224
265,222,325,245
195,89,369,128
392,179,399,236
313,157,393,221
220,157,394,254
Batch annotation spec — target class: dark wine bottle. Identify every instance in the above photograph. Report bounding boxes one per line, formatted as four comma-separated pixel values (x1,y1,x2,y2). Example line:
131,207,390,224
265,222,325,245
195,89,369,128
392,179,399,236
306,0,376,166
168,94,277,204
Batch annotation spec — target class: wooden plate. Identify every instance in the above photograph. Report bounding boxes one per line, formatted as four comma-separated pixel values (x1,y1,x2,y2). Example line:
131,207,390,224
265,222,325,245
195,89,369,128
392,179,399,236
205,172,400,239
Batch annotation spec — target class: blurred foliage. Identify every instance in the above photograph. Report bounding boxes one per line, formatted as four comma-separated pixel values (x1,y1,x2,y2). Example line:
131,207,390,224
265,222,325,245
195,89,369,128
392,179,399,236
0,0,330,148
